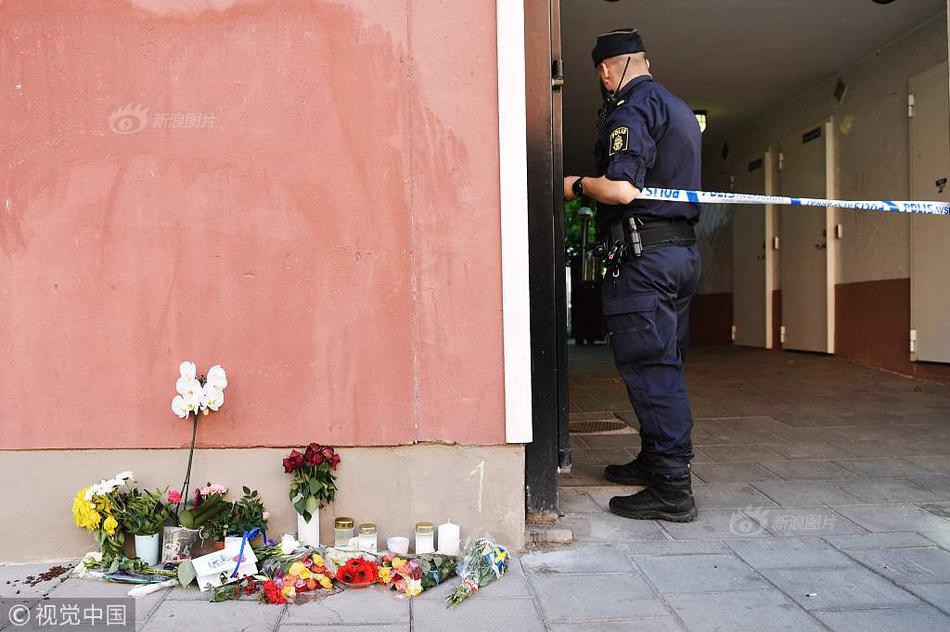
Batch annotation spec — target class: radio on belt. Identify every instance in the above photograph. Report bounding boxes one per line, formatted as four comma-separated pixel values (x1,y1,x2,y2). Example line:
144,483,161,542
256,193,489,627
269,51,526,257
626,217,643,257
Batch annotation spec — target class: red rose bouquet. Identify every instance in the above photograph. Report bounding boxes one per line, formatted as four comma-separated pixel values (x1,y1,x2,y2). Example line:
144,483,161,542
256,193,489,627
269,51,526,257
283,443,341,522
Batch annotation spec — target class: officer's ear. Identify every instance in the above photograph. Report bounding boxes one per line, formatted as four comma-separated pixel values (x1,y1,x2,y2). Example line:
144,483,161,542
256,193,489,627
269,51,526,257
597,62,610,87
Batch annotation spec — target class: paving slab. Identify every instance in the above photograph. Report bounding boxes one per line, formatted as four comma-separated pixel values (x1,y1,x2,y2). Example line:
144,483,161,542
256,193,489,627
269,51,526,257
570,448,636,466
278,587,409,626
905,583,950,614
48,578,169,622
695,445,783,463
727,538,855,569
823,532,938,550
412,597,543,632
522,545,635,575
833,458,933,479
754,506,865,537
529,573,668,623
0,564,71,598
556,512,667,543
813,606,950,632
558,489,602,514
142,600,283,632
621,540,729,557
661,509,768,540
664,589,826,632
831,503,950,533
548,617,684,632
836,479,941,503
762,441,843,459
693,483,778,510
635,553,768,593
757,460,858,481
751,481,861,507
690,463,783,483
759,566,922,610
846,546,950,585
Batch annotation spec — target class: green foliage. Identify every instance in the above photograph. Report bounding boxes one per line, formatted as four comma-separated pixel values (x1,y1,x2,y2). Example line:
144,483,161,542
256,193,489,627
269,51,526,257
116,488,172,536
225,487,268,537
564,197,598,259
289,462,338,522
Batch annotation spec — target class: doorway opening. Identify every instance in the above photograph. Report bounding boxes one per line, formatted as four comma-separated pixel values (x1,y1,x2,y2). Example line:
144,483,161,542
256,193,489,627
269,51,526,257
524,1,950,519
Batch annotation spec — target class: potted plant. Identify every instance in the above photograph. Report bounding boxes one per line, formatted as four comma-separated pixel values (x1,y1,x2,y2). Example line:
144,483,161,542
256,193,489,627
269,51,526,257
283,443,340,546
170,361,228,514
178,483,231,548
117,488,172,565
225,487,270,545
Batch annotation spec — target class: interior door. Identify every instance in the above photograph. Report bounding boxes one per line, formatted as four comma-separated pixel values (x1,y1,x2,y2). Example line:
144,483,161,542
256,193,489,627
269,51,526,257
779,120,836,354
732,152,775,348
910,62,950,363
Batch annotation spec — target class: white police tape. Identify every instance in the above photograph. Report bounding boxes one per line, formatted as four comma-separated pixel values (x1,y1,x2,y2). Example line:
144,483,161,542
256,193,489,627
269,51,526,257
639,187,950,216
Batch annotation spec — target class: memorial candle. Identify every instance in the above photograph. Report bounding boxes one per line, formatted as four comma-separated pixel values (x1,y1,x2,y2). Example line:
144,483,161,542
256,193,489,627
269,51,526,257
437,520,460,555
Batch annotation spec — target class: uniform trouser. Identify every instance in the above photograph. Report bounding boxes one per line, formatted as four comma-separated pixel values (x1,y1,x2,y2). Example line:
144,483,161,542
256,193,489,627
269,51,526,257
601,243,701,477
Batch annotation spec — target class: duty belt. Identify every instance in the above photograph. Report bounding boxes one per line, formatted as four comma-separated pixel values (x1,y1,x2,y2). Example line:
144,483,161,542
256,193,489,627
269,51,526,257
595,218,696,274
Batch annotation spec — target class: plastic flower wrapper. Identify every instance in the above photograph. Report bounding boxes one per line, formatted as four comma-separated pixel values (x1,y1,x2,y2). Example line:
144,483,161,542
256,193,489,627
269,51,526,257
445,537,510,607
378,553,457,598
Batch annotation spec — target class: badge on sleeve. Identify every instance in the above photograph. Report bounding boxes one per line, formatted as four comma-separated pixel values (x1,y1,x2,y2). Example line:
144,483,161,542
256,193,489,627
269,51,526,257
608,126,629,156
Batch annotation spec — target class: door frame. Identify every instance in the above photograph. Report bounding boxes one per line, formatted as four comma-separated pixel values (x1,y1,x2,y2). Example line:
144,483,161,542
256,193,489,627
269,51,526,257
523,0,570,517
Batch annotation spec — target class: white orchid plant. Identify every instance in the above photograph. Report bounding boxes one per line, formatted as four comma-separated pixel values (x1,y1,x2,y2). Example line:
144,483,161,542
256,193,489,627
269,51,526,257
171,361,227,418
171,361,228,515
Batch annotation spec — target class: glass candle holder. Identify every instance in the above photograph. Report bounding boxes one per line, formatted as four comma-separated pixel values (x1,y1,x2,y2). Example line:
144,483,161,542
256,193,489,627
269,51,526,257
334,517,355,548
358,523,378,553
415,521,435,554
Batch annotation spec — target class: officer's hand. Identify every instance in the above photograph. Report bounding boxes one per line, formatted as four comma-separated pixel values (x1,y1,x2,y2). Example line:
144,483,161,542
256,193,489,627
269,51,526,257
564,176,581,201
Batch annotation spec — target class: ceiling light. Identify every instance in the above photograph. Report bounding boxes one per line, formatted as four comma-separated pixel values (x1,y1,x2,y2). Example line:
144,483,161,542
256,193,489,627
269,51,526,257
694,110,708,134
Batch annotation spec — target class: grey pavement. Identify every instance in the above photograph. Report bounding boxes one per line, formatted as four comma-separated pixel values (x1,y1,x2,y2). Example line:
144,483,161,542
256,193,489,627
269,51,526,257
2,346,950,630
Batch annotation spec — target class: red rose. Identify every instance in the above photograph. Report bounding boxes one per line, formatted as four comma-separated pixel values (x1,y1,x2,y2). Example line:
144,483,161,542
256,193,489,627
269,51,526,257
288,449,304,470
282,457,294,473
322,447,333,460
330,454,341,470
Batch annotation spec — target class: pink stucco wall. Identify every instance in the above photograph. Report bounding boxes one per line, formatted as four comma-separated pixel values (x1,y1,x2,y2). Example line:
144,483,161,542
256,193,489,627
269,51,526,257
0,0,505,449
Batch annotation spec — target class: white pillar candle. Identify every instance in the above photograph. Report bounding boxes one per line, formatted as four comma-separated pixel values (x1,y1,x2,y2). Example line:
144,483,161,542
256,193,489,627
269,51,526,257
437,520,460,555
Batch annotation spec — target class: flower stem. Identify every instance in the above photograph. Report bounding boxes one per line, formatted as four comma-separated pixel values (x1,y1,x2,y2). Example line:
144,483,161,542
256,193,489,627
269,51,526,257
177,411,199,517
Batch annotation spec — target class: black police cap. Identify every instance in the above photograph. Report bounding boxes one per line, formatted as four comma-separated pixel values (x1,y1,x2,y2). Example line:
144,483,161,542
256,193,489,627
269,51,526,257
591,28,645,66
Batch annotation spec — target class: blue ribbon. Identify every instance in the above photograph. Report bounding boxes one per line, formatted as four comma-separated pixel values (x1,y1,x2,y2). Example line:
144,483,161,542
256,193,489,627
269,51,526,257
231,527,262,578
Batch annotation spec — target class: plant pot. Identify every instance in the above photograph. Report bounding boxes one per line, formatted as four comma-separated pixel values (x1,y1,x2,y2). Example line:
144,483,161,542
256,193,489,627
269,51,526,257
297,511,320,547
212,541,226,551
160,526,200,564
134,533,161,566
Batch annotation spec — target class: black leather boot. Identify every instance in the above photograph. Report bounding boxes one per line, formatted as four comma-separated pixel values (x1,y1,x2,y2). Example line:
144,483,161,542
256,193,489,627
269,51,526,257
604,454,657,486
609,471,697,522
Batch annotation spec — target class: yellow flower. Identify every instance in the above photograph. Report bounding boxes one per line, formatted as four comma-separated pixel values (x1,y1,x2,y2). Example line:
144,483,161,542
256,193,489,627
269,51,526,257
72,487,101,531
311,554,325,567
378,567,393,583
318,575,333,589
288,562,307,577
405,579,423,597
102,515,118,536
281,584,296,598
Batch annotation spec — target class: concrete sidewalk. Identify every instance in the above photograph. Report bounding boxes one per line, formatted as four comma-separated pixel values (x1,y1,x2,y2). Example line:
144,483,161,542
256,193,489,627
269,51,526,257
3,346,950,630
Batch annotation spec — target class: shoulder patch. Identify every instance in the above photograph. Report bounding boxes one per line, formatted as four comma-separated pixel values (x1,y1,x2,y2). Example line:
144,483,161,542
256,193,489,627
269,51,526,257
608,126,629,156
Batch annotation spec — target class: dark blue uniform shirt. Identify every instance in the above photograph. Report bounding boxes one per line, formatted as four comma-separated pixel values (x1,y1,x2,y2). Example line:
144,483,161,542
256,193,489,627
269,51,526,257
594,75,702,235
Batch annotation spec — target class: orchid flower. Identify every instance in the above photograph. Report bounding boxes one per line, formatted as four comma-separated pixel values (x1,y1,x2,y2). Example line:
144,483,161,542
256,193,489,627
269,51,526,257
206,364,228,392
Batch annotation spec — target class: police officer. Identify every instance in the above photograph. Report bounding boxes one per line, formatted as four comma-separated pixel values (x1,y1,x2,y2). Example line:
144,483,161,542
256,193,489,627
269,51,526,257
563,28,701,522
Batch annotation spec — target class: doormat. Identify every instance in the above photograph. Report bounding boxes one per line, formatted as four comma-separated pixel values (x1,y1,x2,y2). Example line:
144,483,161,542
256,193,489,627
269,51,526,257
569,419,627,434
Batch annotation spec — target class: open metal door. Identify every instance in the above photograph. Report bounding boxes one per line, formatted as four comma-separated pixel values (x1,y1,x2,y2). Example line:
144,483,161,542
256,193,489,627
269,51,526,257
910,62,950,363
732,152,776,348
523,0,569,517
778,120,837,354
